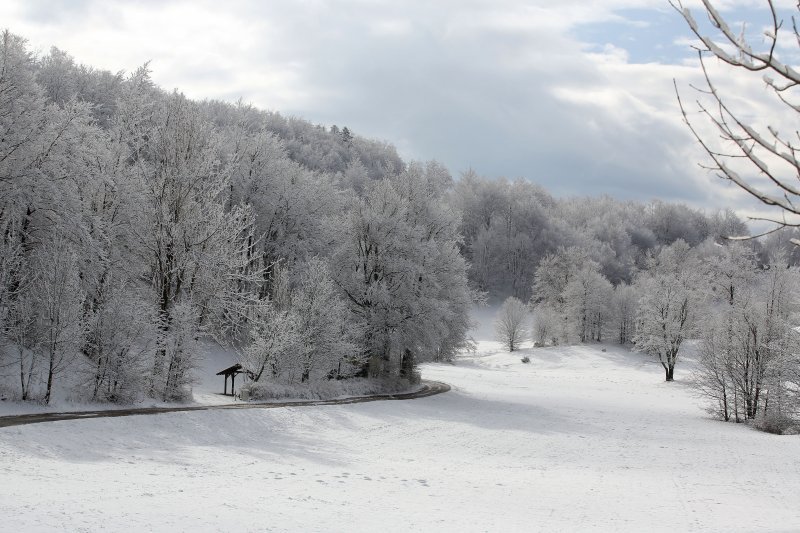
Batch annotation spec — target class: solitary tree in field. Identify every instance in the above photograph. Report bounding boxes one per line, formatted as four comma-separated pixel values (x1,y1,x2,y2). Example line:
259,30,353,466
672,0,800,237
495,297,528,352
633,241,705,381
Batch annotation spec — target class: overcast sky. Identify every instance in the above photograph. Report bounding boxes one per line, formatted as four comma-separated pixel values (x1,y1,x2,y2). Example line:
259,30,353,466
2,0,797,217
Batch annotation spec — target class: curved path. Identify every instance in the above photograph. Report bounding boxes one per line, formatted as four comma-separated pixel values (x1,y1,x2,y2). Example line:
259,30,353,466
0,380,450,428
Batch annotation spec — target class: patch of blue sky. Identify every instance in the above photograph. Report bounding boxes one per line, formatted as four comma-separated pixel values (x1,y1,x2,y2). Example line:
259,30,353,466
571,5,794,65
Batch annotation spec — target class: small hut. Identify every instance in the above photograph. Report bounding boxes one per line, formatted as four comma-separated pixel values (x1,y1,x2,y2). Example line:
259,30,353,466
216,363,244,396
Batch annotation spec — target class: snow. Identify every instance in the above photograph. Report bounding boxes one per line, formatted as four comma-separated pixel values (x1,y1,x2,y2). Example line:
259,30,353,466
0,342,243,415
2,320,800,531
191,342,241,406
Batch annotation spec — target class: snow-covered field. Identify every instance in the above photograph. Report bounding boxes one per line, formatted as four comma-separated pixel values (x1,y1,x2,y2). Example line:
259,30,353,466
2,332,800,531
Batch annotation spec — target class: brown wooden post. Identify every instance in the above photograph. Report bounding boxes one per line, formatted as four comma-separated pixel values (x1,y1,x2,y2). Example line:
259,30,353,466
224,375,228,395
231,373,236,396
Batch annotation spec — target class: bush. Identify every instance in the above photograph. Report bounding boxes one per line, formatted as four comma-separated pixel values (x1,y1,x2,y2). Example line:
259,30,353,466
494,297,528,352
754,411,797,435
521,356,530,364
241,377,416,401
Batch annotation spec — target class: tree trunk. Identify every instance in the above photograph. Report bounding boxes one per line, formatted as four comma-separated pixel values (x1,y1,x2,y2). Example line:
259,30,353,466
400,349,415,378
721,387,729,422
19,347,28,401
44,344,56,405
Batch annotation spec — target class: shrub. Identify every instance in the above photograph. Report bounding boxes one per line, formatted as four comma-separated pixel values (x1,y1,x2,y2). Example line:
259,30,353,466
754,411,797,435
494,297,528,352
241,377,414,401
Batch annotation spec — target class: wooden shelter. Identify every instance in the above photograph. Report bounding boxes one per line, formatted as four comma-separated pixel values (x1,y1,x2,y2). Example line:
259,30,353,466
217,363,244,396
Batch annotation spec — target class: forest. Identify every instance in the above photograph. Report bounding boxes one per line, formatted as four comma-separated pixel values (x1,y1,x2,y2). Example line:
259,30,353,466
1,29,799,429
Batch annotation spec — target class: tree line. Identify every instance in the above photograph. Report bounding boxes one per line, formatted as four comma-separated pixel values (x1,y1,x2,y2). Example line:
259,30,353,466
495,240,800,431
0,32,470,403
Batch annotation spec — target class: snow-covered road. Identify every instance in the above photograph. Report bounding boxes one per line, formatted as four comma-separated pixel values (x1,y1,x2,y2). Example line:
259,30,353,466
1,341,799,532
0,381,448,428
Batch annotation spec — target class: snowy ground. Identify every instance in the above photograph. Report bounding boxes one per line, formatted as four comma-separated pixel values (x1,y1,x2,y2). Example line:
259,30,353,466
2,327,800,531
0,342,242,416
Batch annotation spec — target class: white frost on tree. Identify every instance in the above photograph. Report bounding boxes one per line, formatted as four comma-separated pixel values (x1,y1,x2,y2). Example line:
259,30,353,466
332,166,473,377
289,259,361,383
695,247,799,424
633,240,705,382
610,283,638,345
33,237,83,404
532,305,559,347
494,297,528,352
563,266,612,343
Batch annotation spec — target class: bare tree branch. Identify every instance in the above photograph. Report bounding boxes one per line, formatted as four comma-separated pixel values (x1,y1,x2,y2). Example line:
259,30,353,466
672,1,800,240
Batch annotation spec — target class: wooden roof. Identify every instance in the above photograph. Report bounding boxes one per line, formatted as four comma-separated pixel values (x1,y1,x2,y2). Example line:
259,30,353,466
216,363,243,376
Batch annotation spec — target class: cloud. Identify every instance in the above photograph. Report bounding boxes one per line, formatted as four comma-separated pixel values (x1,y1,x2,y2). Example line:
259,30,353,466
0,0,794,218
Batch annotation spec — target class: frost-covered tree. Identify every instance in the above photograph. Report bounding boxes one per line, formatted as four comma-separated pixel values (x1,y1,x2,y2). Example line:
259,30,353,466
227,126,339,299
610,283,638,345
696,249,798,423
4,286,39,401
33,237,84,404
564,266,613,343
494,297,528,352
694,313,734,420
706,243,759,306
454,174,554,299
241,301,297,383
531,247,603,344
633,240,705,381
289,259,361,382
129,93,256,400
532,305,559,347
0,237,27,365
332,166,472,376
82,288,154,403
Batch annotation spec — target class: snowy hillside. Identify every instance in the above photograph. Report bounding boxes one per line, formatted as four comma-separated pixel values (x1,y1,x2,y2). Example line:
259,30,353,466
2,326,799,531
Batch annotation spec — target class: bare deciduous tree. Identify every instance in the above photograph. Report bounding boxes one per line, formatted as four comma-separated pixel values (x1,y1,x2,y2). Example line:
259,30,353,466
494,297,528,352
672,0,800,237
